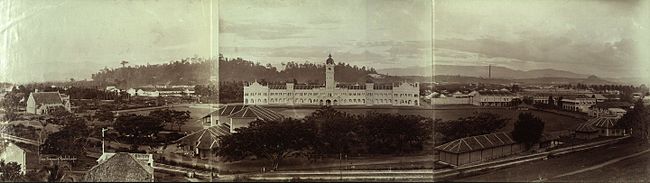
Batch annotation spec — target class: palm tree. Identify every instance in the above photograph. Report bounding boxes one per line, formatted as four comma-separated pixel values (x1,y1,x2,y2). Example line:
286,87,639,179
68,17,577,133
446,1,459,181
120,60,129,68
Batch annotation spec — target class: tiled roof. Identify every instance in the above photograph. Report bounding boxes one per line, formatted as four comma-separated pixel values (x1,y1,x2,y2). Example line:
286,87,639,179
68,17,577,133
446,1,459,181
217,105,246,116
589,117,620,129
84,152,153,182
175,125,230,150
435,132,516,153
229,105,285,121
31,92,63,105
575,121,598,132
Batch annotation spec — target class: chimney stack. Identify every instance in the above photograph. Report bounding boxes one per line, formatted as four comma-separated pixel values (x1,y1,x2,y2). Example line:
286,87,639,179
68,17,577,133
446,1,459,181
488,65,492,79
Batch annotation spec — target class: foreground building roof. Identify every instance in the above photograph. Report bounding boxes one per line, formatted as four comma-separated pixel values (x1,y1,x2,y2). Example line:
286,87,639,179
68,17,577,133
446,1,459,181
588,117,620,129
228,105,285,121
84,152,154,182
575,121,599,132
435,132,516,154
175,125,230,150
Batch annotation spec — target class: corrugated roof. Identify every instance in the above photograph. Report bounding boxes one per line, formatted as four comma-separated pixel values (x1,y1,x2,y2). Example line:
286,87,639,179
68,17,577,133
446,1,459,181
589,117,620,129
218,105,246,116
229,105,285,121
575,121,599,132
175,125,230,150
435,132,516,153
31,92,63,105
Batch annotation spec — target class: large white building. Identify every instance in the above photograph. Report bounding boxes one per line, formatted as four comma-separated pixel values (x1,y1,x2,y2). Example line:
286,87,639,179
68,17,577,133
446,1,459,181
243,54,420,106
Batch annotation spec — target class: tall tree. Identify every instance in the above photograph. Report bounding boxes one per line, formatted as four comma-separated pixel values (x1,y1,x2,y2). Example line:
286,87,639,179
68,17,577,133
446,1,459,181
511,112,545,149
616,100,648,141
303,106,361,156
0,160,23,182
41,116,91,157
114,114,165,148
149,109,191,131
217,118,315,170
359,112,433,154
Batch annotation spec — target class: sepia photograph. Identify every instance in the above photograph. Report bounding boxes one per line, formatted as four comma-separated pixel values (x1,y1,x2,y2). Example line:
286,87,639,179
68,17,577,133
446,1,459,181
1,0,649,182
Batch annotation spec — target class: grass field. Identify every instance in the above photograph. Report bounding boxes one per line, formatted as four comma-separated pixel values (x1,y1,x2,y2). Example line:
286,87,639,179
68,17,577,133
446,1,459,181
433,108,585,133
121,105,216,133
270,107,584,133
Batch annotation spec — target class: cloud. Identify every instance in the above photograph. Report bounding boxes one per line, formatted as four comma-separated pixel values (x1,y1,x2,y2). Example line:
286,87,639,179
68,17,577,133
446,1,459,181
219,19,312,40
435,35,635,67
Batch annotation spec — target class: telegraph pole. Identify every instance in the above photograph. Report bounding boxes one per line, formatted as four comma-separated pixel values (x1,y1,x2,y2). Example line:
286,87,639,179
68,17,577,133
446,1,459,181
102,128,108,154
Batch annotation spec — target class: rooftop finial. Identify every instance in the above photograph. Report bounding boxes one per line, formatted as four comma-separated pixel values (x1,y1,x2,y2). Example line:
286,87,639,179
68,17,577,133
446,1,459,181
328,53,332,58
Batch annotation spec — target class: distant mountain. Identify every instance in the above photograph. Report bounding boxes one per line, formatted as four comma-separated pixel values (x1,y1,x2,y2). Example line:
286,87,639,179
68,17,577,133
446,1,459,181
604,77,650,86
378,65,589,79
377,65,433,77
432,75,616,85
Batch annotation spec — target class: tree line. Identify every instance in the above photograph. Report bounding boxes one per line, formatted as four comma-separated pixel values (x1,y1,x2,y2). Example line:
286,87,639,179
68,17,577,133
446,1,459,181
90,54,378,89
217,107,434,170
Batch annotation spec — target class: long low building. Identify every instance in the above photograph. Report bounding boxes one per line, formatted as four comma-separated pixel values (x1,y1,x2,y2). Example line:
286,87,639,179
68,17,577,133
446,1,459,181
243,54,420,106
435,132,523,166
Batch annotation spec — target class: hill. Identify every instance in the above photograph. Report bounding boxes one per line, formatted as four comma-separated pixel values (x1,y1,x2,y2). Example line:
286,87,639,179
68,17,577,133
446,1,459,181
90,56,384,88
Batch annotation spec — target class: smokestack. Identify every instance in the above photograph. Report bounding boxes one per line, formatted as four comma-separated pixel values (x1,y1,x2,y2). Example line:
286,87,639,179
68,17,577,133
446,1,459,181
488,65,491,79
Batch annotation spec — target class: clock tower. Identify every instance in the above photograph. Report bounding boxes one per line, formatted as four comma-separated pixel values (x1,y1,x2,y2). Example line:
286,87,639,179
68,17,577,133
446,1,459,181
325,54,335,90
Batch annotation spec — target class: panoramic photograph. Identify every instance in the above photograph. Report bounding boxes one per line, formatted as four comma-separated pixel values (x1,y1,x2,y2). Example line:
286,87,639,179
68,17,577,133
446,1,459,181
1,0,650,182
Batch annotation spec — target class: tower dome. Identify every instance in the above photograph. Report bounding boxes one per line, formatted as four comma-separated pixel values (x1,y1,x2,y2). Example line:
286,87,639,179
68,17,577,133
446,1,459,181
326,54,334,64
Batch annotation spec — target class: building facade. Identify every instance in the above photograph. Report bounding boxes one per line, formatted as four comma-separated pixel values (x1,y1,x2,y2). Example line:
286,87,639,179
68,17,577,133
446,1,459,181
435,132,523,167
243,54,420,106
471,91,518,107
26,91,71,115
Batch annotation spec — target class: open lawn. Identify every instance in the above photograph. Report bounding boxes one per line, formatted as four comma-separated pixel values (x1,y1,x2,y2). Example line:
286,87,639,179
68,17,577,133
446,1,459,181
270,107,583,133
433,108,585,133
120,105,216,133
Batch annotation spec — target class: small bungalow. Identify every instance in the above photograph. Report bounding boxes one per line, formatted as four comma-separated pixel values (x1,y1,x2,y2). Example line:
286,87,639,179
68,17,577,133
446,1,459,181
575,121,599,140
198,104,245,127
589,116,625,137
435,132,523,167
174,125,231,159
227,105,285,133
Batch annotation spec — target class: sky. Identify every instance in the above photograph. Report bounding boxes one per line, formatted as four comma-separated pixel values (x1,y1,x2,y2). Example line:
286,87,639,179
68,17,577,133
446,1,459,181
2,0,648,83
218,0,433,71
434,0,650,81
1,0,217,83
